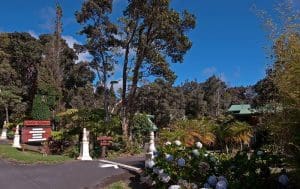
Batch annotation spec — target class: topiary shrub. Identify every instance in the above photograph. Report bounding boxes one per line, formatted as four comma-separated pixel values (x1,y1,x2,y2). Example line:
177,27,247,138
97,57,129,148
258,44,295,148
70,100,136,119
31,94,51,120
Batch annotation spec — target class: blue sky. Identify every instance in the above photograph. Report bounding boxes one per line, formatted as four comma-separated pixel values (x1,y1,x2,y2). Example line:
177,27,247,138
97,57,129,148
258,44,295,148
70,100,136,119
0,0,291,87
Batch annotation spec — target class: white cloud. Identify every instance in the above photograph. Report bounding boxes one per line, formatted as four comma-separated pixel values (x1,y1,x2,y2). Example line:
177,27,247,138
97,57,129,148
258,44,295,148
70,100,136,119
62,35,92,63
62,35,79,49
202,66,217,76
77,52,92,63
28,30,39,39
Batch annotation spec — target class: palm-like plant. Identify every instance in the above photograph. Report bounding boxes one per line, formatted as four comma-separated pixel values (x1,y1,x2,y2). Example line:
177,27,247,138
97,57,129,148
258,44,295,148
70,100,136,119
213,116,253,152
159,118,216,147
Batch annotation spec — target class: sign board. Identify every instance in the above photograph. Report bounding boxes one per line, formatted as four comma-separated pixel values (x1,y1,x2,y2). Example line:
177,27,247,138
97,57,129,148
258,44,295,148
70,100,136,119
21,120,52,143
97,136,113,146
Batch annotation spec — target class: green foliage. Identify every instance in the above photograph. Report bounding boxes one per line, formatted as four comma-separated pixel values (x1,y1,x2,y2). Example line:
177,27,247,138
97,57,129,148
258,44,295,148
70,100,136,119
31,95,51,120
159,116,252,152
159,118,216,147
219,151,283,189
145,141,285,189
132,113,154,144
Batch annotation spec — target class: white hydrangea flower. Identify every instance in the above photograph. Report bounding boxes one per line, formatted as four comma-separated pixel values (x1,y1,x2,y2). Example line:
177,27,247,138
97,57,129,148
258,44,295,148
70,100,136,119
196,141,203,149
145,159,155,168
168,185,181,189
192,149,200,157
153,167,159,174
174,140,182,146
165,141,172,145
160,173,171,183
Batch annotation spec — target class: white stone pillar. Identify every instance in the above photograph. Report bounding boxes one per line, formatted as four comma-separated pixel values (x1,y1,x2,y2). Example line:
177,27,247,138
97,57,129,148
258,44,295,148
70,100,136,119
0,121,7,140
149,131,157,156
12,125,21,148
77,128,92,161
145,131,157,168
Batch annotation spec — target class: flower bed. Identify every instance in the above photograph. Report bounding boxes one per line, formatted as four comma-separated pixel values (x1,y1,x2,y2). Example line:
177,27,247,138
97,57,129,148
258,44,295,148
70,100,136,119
142,140,287,189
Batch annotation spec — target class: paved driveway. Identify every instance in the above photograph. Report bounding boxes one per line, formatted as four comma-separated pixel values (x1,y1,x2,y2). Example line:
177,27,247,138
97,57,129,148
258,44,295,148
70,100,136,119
0,160,128,189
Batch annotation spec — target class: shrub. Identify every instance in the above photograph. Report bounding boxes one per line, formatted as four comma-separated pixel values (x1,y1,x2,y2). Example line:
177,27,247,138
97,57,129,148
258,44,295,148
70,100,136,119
31,95,51,120
143,140,286,189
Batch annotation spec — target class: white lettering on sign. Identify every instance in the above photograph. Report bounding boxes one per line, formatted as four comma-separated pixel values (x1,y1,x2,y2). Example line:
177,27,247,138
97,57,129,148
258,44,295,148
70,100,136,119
28,138,46,142
32,136,43,139
29,131,46,134
32,128,43,131
32,133,43,136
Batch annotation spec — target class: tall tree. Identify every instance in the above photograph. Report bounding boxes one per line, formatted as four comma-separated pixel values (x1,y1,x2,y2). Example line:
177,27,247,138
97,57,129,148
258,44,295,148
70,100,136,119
0,59,23,122
180,80,207,118
119,0,196,139
135,79,185,127
76,0,118,123
203,76,227,117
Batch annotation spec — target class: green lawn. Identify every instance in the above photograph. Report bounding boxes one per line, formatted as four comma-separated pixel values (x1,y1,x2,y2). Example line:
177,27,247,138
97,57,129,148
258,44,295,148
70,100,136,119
105,181,131,189
0,144,72,164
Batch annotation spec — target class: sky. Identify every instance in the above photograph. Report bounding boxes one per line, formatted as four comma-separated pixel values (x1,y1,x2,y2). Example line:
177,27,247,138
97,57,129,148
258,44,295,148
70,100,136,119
0,0,295,87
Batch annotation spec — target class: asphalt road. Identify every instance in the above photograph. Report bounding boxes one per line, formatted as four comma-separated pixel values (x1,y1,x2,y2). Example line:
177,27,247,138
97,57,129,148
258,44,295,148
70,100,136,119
0,159,129,189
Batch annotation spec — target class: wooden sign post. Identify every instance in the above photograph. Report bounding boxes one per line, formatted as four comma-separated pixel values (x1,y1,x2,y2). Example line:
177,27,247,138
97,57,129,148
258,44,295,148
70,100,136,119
21,120,52,143
97,136,113,158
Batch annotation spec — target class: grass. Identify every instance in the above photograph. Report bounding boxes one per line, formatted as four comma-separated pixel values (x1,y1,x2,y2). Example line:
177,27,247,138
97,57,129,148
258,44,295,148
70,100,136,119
105,181,131,189
0,144,72,164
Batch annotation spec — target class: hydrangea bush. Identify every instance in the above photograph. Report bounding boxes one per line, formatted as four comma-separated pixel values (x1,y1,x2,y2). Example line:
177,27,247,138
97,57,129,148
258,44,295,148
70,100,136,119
143,140,285,189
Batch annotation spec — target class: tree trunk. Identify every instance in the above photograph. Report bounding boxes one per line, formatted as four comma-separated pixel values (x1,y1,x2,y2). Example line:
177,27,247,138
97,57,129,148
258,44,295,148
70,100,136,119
240,142,243,151
121,115,129,141
5,105,9,123
226,144,229,154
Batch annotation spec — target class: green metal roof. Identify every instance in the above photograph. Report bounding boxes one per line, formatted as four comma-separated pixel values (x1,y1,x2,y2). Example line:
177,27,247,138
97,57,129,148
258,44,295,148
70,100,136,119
228,104,256,115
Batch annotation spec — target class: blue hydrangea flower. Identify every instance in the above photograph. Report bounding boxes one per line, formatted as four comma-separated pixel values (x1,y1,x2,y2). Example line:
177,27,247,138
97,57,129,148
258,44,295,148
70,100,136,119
216,180,227,189
278,174,289,186
218,176,228,185
165,154,174,162
177,158,186,167
207,175,217,187
203,182,210,188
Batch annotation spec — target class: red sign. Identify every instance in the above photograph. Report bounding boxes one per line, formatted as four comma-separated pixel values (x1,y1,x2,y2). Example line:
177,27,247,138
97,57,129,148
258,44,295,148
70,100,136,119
21,127,52,143
24,120,51,126
21,120,52,143
97,136,113,146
